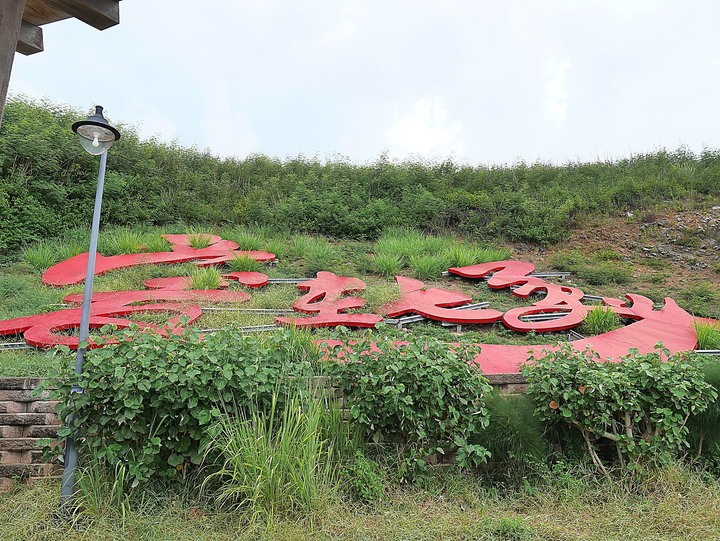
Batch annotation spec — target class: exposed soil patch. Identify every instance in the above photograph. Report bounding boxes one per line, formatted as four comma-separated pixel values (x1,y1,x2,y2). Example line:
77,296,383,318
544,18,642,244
509,198,720,317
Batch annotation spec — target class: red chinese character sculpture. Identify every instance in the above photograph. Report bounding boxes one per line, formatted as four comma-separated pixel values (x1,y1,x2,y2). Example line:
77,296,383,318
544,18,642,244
276,271,383,328
0,276,252,349
382,276,503,324
42,234,275,286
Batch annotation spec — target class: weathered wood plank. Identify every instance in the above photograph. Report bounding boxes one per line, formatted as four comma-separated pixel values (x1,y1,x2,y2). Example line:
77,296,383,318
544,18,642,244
17,21,44,55
0,0,26,127
22,0,69,26
42,0,119,30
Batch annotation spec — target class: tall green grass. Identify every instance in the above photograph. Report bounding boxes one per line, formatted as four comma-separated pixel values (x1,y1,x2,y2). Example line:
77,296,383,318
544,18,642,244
695,320,720,350
475,393,550,470
189,267,222,290
74,460,132,526
226,255,262,273
580,306,621,335
202,388,351,523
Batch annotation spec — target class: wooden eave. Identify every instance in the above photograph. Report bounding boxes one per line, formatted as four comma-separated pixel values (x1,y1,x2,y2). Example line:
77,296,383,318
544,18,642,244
17,0,120,55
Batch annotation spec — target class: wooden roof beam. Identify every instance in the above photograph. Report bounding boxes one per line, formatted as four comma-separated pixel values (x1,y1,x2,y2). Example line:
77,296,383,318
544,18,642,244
17,21,44,55
1,0,26,127
42,0,120,30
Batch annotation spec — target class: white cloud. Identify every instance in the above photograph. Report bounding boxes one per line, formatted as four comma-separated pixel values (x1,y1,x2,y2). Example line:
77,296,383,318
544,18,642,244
383,97,463,158
122,99,178,142
542,56,572,128
7,0,720,165
607,0,670,23
201,97,259,159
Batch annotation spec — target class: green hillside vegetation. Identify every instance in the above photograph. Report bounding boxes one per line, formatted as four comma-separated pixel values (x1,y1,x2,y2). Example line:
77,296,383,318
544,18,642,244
3,98,720,540
2,97,720,256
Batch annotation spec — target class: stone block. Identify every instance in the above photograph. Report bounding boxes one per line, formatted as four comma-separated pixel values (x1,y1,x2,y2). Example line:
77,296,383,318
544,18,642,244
0,378,42,390
27,401,59,414
25,425,60,438
0,463,55,478
0,450,27,464
24,474,61,487
0,413,51,426
0,438,44,451
0,390,35,401
30,449,53,464
0,477,15,493
0,401,27,413
0,426,24,438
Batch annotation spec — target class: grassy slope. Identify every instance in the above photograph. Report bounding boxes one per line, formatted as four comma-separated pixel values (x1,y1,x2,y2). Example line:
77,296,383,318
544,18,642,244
1,217,718,377
2,467,719,541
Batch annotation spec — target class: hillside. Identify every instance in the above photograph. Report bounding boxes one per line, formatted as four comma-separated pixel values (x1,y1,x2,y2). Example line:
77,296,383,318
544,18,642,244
2,97,720,258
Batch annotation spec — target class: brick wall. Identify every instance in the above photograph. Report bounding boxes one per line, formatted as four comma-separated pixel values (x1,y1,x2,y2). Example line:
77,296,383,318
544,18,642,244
0,378,61,491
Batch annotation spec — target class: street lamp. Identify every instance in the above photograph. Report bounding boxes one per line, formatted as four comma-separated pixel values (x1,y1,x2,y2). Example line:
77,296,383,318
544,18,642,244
60,105,120,508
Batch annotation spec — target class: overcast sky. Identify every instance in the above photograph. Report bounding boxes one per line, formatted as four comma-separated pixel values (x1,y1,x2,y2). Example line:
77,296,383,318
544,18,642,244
8,0,720,165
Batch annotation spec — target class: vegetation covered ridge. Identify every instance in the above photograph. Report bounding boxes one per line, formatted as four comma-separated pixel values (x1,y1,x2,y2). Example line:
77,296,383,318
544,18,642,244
2,97,720,254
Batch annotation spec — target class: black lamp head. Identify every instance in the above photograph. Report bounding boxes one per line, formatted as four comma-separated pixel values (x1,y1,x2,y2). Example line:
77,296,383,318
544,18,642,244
72,105,121,155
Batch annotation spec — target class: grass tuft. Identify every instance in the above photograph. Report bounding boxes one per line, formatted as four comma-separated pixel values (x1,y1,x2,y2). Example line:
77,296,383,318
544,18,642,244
373,253,404,277
409,254,451,281
695,320,720,350
580,306,621,335
189,267,222,290
187,232,213,249
21,241,57,271
226,255,262,273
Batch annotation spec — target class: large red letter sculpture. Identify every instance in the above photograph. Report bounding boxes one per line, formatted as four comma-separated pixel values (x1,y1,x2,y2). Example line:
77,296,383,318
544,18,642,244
42,234,275,286
382,276,503,324
276,271,383,328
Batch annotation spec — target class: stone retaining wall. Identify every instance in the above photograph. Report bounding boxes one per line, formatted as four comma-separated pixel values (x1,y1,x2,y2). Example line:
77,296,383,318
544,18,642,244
0,373,527,491
0,378,61,491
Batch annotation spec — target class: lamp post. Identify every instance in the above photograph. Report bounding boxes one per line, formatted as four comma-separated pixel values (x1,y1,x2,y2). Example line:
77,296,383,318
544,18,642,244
60,105,120,508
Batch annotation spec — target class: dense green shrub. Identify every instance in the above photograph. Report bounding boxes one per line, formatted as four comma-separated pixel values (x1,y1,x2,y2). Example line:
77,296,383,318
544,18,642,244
687,358,720,469
326,338,493,472
523,344,717,476
343,450,386,503
44,326,319,486
3,97,719,256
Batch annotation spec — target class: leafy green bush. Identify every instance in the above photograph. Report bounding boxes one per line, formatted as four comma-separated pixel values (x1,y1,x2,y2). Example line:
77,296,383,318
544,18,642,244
3,97,720,256
327,338,492,472
687,358,720,471
343,450,386,503
522,344,717,476
45,327,319,486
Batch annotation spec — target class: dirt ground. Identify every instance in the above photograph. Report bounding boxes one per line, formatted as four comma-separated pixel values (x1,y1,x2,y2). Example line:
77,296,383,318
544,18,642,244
506,197,720,319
